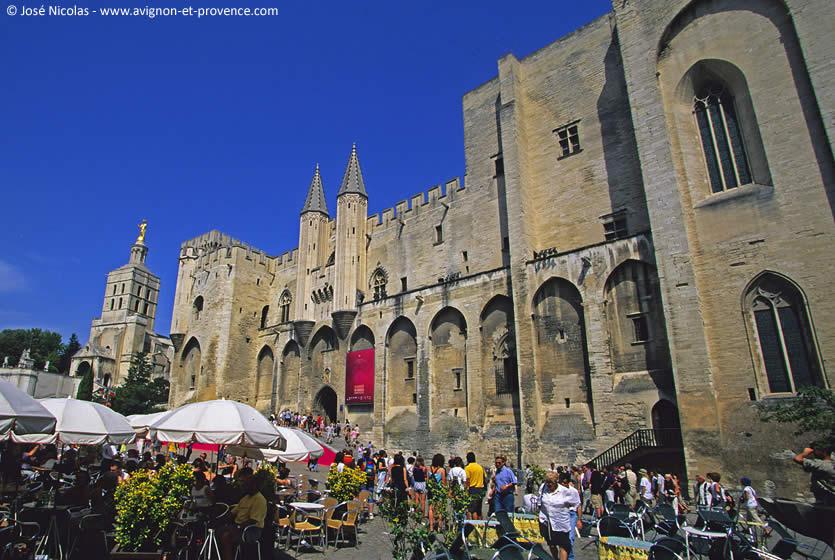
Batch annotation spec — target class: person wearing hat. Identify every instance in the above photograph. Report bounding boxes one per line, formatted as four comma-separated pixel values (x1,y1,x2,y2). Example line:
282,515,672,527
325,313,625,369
638,468,654,507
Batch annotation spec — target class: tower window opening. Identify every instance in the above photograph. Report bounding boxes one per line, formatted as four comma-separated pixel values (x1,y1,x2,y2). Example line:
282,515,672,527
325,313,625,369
554,122,581,158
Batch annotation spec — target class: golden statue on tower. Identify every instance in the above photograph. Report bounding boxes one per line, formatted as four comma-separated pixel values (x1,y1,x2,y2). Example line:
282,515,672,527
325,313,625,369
136,219,147,244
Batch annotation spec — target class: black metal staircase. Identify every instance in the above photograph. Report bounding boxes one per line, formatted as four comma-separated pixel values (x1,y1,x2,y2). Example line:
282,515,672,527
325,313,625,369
588,428,683,468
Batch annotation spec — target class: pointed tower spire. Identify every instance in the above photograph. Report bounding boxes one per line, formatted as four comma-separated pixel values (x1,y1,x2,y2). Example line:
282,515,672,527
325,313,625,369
301,163,329,216
337,143,367,198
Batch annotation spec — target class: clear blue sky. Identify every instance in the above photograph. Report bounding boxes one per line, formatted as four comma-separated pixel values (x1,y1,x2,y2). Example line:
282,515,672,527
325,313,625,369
0,0,611,342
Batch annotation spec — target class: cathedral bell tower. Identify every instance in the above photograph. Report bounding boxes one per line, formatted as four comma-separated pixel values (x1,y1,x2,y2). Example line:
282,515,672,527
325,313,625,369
294,165,329,346
332,144,368,339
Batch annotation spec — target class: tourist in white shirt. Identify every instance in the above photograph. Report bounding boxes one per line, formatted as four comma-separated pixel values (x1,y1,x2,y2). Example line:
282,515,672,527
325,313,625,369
639,469,654,506
449,457,468,487
739,476,769,539
538,471,580,560
655,471,666,502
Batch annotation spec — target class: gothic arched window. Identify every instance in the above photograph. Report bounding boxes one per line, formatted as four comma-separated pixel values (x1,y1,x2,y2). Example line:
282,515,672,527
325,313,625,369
260,305,269,329
371,267,388,300
694,81,752,193
747,275,823,394
279,290,292,323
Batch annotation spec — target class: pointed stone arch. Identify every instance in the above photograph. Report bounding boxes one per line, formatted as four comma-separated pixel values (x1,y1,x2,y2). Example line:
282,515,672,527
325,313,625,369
480,295,518,397
307,326,339,405
181,336,202,390
255,345,274,411
278,340,301,410
350,325,375,351
603,259,671,374
428,306,468,425
531,277,591,412
385,316,419,448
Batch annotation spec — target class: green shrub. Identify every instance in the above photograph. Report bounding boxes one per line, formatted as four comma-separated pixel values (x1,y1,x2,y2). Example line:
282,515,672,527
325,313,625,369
326,465,367,503
114,462,192,551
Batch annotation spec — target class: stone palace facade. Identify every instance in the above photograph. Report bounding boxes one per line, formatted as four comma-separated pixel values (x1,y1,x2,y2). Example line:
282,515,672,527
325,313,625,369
166,0,834,490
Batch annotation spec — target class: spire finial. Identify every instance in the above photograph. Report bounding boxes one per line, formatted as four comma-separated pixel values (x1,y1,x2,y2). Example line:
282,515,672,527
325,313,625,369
301,162,329,216
338,143,367,198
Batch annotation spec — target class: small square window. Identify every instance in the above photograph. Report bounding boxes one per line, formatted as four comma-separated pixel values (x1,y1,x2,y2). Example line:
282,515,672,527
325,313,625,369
401,277,408,292
405,358,415,380
462,251,468,262
603,218,628,241
435,225,444,244
412,392,417,404
554,123,581,158
190,375,196,389
632,315,649,343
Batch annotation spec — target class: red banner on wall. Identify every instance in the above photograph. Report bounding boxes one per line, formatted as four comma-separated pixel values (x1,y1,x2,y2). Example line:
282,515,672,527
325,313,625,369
345,348,374,405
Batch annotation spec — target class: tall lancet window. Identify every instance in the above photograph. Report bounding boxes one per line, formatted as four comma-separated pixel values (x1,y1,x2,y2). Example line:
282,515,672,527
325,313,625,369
694,82,752,193
747,275,824,394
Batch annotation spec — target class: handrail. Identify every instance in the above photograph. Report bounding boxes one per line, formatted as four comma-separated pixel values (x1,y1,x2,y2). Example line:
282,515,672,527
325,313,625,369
587,428,682,468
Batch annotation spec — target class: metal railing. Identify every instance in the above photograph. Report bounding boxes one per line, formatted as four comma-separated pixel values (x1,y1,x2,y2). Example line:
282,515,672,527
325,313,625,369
588,428,682,468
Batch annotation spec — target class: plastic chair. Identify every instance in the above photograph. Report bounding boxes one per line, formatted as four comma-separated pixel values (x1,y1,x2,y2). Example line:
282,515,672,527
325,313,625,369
332,501,360,549
649,541,686,560
287,508,325,557
67,513,109,560
597,515,634,539
234,525,261,560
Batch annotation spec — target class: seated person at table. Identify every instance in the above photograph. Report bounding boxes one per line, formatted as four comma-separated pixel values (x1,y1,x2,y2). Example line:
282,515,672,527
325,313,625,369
153,454,167,471
1,442,23,485
92,468,119,527
138,451,154,470
21,444,40,469
191,471,213,511
276,467,292,488
212,475,237,506
58,471,92,507
125,449,141,473
220,456,237,479
219,477,267,560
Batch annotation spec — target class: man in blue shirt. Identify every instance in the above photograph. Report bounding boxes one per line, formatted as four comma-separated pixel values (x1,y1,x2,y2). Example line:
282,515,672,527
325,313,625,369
493,455,517,513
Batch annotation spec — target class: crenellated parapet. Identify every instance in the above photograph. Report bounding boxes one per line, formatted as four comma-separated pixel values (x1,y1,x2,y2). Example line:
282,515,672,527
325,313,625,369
366,177,465,231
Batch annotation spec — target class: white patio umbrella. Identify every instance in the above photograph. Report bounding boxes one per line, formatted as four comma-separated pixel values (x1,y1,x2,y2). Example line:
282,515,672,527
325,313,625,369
127,411,171,436
31,398,135,445
0,380,56,441
150,399,284,448
274,427,324,461
225,428,323,462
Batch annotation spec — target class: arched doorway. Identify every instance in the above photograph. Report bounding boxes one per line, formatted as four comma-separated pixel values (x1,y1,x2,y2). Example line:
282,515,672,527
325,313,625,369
313,386,337,423
652,400,681,431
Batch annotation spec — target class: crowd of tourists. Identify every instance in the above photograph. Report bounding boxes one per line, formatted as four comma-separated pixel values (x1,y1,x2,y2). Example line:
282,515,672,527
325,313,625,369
272,409,362,447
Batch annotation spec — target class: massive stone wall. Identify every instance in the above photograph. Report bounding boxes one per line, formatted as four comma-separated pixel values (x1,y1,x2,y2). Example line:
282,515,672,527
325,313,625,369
165,0,834,497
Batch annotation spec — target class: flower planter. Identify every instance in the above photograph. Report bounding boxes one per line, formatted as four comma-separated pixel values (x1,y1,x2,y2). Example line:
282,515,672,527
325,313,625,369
110,545,165,560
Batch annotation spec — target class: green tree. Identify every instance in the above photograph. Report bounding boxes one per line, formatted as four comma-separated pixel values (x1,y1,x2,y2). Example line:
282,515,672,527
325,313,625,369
76,369,94,401
758,386,835,448
110,352,170,416
57,333,81,374
0,328,63,370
